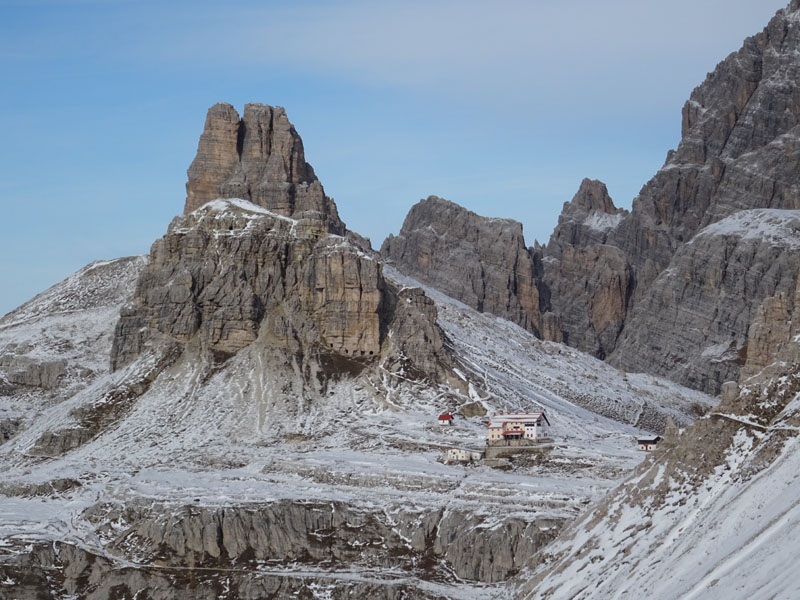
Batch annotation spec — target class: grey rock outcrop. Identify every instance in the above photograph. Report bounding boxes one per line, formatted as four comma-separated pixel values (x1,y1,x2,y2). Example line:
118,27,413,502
1,542,443,600
385,3,800,394
539,179,632,357
111,200,450,384
537,1,800,390
2,358,66,390
611,210,800,393
70,499,556,586
740,263,800,382
0,417,21,444
544,179,627,260
381,196,543,335
116,104,451,383
0,493,562,598
185,103,345,234
100,500,556,583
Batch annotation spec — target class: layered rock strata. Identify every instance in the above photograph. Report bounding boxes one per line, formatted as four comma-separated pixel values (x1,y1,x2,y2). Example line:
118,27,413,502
611,209,800,392
381,196,543,335
741,263,800,382
0,496,562,599
111,199,449,383
185,103,345,234
575,3,800,389
117,103,450,384
539,180,632,357
550,1,800,384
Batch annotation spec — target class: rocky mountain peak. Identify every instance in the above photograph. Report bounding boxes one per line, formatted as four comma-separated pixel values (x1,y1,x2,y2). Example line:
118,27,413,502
546,179,627,256
570,179,619,214
382,2,800,395
185,102,344,234
631,2,800,249
533,2,800,390
381,195,543,336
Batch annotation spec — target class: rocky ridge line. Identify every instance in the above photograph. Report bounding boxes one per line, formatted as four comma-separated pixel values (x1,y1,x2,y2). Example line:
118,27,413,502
381,195,545,337
383,2,800,395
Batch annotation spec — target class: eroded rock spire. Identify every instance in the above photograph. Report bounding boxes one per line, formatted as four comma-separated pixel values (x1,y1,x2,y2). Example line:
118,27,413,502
185,103,344,234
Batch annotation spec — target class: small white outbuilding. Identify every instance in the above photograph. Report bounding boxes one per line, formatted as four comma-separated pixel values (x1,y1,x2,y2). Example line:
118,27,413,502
446,448,483,463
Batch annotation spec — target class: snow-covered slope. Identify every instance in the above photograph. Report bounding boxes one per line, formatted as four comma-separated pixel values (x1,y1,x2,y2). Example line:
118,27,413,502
518,354,800,599
0,256,146,442
0,243,714,598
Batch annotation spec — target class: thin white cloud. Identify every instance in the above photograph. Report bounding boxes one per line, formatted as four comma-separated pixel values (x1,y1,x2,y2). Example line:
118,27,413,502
5,0,788,116
125,0,788,116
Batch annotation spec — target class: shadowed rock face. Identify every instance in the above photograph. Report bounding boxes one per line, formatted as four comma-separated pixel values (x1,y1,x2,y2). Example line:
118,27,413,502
185,103,344,234
542,4,800,387
598,2,800,391
610,210,800,393
381,196,543,336
114,103,452,383
540,179,632,358
740,261,800,383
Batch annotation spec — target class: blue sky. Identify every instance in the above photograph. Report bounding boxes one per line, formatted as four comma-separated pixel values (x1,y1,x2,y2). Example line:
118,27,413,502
0,0,789,316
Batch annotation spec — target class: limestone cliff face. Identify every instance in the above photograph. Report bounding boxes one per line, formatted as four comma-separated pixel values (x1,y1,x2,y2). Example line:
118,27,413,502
185,103,344,234
111,199,449,383
381,196,543,335
741,263,800,382
609,4,800,383
116,104,449,383
611,210,800,393
382,2,800,394
532,3,800,391
540,180,632,357
2,498,560,598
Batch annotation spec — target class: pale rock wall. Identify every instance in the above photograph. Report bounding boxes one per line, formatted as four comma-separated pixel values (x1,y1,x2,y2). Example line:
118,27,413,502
610,211,800,394
111,200,450,384
185,103,344,234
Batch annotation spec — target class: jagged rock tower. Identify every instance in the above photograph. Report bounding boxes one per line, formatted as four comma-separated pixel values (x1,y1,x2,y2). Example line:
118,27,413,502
185,102,345,234
111,104,450,383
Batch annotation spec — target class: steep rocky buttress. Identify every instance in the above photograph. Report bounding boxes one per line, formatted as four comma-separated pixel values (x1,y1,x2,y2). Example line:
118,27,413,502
556,3,800,392
114,105,452,390
381,196,546,337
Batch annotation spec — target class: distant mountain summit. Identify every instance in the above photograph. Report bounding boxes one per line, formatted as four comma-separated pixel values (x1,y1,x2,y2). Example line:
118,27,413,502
115,104,454,389
381,196,546,337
